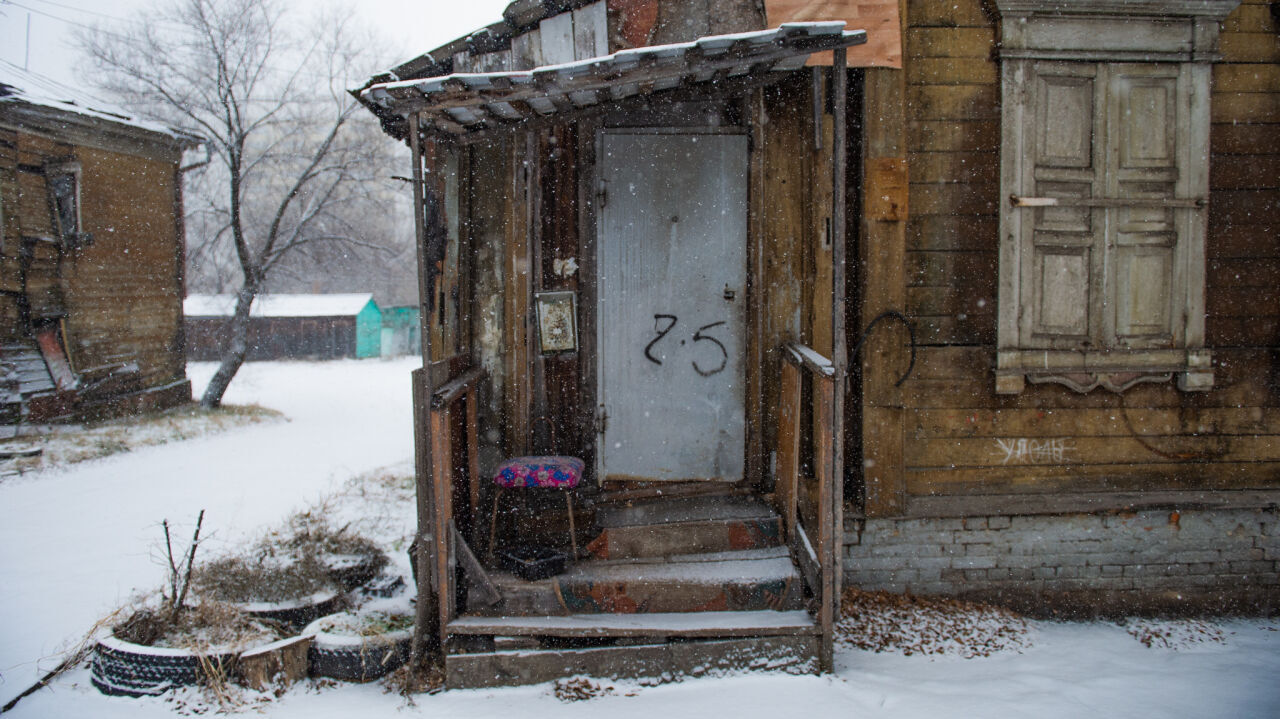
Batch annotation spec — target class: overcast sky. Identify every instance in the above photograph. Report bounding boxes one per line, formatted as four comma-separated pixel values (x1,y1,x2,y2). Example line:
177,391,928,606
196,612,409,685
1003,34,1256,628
0,0,513,87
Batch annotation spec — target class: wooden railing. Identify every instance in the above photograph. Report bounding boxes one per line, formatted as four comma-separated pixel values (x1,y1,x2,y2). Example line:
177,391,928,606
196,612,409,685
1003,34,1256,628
412,366,484,656
776,342,842,672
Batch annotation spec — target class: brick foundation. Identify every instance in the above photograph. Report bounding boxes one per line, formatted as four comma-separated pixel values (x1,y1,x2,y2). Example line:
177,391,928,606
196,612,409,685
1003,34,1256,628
843,508,1280,617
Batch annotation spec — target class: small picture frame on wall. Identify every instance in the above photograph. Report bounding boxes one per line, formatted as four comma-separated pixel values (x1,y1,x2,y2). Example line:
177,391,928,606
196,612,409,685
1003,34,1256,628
535,290,578,355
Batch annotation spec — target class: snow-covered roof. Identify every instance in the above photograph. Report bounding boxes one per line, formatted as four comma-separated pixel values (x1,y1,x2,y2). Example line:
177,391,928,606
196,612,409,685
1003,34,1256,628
360,22,865,140
0,59,201,147
185,293,377,319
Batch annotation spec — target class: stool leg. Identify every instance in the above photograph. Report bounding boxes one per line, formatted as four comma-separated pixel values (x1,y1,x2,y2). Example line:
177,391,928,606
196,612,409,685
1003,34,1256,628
488,487,504,564
565,490,577,561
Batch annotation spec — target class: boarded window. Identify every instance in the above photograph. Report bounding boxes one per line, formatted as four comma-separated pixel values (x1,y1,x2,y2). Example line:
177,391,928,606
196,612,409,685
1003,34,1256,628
993,0,1236,394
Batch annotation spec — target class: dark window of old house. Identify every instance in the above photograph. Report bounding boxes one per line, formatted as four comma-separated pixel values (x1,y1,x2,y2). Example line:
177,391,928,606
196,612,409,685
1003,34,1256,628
46,163,86,248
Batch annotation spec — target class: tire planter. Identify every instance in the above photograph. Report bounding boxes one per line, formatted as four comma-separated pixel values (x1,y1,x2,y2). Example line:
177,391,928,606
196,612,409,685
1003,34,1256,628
230,590,345,631
303,614,412,683
91,634,238,698
323,553,386,592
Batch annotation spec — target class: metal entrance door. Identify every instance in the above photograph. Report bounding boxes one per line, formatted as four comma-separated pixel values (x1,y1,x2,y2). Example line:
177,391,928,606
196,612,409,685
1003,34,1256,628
597,131,748,482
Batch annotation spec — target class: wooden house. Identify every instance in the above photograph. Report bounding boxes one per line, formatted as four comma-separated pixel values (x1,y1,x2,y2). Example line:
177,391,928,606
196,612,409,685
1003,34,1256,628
355,0,1279,687
0,62,200,424
184,293,383,361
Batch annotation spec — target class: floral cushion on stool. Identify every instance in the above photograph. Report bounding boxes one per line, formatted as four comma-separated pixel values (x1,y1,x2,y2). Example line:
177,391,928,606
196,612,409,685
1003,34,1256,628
493,456,584,489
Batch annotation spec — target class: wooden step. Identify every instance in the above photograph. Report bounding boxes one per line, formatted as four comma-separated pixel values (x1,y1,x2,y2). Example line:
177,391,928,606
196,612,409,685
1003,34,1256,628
485,548,804,616
448,609,817,639
588,495,782,559
445,634,818,690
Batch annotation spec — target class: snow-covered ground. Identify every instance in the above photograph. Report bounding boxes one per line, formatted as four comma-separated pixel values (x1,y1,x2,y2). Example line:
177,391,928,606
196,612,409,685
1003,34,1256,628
2,359,1279,717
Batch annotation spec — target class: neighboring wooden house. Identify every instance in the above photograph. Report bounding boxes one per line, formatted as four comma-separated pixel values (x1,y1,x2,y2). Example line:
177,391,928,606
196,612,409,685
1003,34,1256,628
355,0,1278,686
184,293,382,361
0,61,200,424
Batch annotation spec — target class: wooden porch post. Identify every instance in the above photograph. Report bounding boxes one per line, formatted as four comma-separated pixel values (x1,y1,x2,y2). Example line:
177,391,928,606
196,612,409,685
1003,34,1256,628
821,47,850,674
409,113,439,666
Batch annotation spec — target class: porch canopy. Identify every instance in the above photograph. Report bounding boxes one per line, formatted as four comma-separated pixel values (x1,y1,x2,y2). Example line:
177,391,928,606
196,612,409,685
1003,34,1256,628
360,22,866,141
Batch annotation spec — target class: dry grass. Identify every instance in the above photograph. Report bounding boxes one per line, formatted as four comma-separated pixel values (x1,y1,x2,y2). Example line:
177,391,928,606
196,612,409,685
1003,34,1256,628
113,602,285,651
836,588,1033,658
191,555,337,604
1121,618,1229,650
553,677,620,701
2,403,281,473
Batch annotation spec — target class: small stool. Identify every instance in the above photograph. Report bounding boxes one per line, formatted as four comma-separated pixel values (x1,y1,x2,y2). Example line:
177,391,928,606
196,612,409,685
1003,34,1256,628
488,455,584,564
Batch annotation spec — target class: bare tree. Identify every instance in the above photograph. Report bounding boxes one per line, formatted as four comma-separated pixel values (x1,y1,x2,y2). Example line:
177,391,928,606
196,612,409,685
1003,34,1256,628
79,0,396,407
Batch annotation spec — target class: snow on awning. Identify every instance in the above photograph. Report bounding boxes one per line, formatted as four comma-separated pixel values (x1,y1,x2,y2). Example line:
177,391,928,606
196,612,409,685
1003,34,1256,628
185,293,375,319
361,22,866,140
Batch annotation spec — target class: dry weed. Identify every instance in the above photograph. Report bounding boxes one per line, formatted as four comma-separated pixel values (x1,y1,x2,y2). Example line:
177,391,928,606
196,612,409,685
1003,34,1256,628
837,588,1032,658
1121,618,1228,649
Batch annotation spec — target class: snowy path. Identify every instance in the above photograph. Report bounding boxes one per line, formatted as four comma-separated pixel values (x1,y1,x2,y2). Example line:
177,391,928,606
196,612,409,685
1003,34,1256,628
0,359,418,707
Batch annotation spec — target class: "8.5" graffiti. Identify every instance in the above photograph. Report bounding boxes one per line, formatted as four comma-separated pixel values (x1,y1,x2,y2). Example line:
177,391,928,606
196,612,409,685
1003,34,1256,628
643,314,728,377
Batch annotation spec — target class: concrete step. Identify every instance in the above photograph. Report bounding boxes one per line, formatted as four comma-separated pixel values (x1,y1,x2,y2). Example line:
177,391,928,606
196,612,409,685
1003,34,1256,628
483,547,805,616
588,495,782,559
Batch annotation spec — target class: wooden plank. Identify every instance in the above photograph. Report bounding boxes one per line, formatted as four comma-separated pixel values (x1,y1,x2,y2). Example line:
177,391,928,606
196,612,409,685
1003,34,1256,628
1211,155,1280,190
909,151,998,185
908,434,1280,469
905,461,1280,497
862,405,905,515
747,90,769,490
906,215,998,251
431,366,485,408
451,523,500,607
236,635,311,692
1213,64,1280,93
789,523,820,593
539,12,577,65
572,2,608,60
908,250,996,287
504,134,533,455
1208,257,1280,288
908,120,999,152
907,284,995,317
908,182,999,216
511,28,544,69
431,404,455,648
1207,222,1279,257
1211,92,1280,124
809,102,834,357
860,64,908,518
908,488,1280,518
866,157,908,221
1206,316,1280,346
905,28,996,59
409,119,439,664
910,406,1280,440
448,610,817,638
1211,123,1280,156
1207,285,1280,317
905,0,992,28
1219,32,1280,63
906,84,999,121
1222,2,1276,34
763,0,902,68
466,387,482,529
446,636,818,689
776,359,802,540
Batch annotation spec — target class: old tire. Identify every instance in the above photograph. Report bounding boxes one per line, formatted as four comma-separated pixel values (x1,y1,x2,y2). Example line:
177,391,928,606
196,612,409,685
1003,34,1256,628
230,590,345,631
303,616,412,683
90,635,236,698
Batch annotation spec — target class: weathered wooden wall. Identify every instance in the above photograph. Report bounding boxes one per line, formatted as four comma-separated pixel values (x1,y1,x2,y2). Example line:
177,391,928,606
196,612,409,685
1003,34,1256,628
0,126,188,402
869,0,1280,516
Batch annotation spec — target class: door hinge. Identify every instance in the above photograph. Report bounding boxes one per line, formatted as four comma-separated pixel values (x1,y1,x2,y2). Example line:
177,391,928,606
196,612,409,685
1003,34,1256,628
595,404,608,435
597,180,608,208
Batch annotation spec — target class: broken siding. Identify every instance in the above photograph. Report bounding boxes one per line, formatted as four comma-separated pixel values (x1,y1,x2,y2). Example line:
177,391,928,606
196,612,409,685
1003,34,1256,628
882,0,1280,515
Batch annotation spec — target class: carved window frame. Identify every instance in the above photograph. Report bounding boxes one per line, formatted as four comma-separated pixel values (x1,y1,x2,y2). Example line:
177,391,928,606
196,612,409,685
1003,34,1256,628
993,0,1239,394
